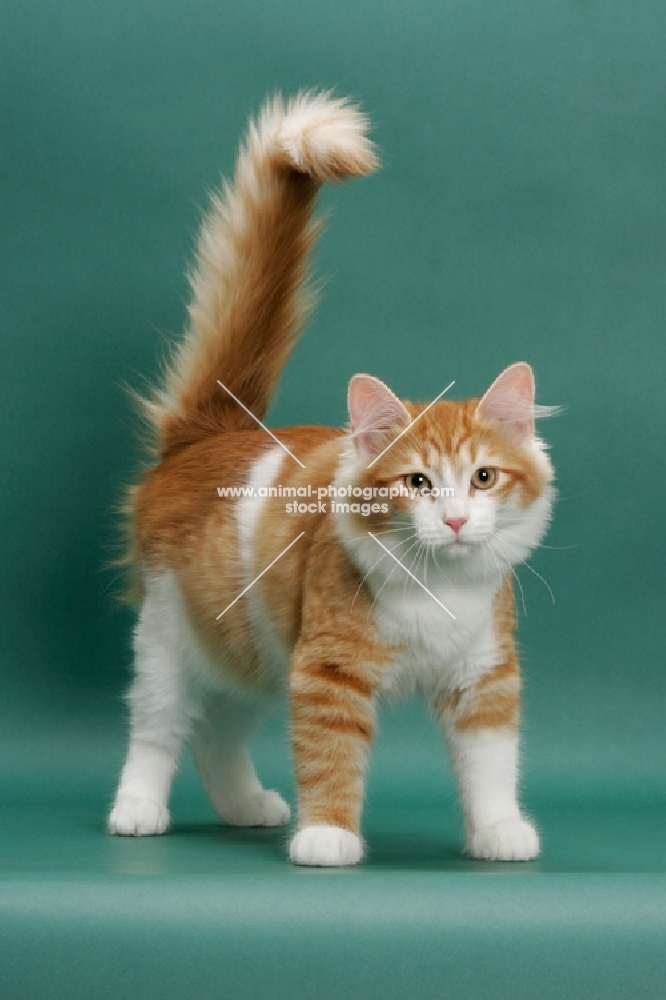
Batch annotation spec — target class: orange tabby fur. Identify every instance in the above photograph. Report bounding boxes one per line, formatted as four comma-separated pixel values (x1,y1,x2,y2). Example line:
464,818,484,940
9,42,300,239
109,92,554,864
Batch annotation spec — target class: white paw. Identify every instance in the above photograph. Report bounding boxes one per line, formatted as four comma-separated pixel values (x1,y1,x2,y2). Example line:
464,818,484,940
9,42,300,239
289,825,363,867
223,790,291,828
468,816,540,861
107,795,170,837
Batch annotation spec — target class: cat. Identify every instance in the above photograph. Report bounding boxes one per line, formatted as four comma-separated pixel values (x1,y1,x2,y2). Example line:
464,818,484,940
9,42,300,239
108,91,556,866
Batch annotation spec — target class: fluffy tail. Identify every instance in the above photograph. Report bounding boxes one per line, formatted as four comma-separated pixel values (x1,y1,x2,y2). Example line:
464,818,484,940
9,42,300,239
141,91,378,456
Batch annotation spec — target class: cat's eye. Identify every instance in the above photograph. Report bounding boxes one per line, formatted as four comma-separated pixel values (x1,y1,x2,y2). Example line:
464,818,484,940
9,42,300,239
405,473,433,494
471,467,497,490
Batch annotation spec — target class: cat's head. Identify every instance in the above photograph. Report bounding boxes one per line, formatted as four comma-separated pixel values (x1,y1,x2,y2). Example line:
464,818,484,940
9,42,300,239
337,363,556,583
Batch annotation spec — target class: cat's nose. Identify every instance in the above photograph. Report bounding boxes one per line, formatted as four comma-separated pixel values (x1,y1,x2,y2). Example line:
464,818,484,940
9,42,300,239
445,517,467,535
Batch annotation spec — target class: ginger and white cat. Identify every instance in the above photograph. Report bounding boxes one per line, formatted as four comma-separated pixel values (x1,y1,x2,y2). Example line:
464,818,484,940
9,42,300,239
108,92,555,865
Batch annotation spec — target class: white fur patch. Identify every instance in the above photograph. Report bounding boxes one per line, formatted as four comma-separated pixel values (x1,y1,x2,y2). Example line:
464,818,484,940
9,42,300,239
444,726,540,861
108,571,199,836
469,817,539,861
108,796,169,837
236,446,289,682
190,687,290,826
222,790,291,827
290,825,364,866
108,567,289,837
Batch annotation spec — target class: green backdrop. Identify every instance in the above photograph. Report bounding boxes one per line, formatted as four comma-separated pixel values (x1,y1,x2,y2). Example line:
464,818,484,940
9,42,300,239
2,1,665,997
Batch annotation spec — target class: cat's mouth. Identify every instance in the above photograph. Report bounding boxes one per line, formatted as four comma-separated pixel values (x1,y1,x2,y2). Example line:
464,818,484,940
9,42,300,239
419,535,477,557
442,538,472,557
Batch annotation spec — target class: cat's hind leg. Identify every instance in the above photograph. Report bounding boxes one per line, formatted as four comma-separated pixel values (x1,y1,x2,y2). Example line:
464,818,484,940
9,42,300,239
108,573,197,836
190,691,290,828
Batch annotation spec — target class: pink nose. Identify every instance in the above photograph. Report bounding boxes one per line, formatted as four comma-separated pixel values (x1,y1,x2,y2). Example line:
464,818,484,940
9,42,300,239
445,517,467,535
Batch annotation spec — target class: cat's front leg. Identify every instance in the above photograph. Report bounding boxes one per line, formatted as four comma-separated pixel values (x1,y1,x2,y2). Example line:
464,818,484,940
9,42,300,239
437,662,540,861
288,651,377,867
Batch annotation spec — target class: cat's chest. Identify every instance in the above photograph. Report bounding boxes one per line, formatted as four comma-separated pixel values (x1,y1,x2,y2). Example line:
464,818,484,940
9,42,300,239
371,580,498,695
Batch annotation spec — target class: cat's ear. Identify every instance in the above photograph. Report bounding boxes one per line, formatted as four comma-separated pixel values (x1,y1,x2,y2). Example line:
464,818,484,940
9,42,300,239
348,374,411,458
476,362,535,446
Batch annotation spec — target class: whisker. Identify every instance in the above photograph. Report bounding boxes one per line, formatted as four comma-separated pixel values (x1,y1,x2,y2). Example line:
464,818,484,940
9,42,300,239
481,540,489,584
433,546,445,578
350,532,417,610
533,543,578,551
491,537,527,617
370,554,406,610
369,525,413,536
483,539,506,591
404,542,424,600
409,542,428,594
520,559,556,605
396,538,422,602
500,527,576,552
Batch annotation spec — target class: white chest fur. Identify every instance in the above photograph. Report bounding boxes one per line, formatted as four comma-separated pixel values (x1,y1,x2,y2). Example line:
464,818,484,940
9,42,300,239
370,575,501,699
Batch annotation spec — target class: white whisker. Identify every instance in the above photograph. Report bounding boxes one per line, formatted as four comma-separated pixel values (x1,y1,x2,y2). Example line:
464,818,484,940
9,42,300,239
491,537,527,617
350,531,417,610
520,559,556,605
370,564,399,609
404,542,424,599
369,525,413,536
500,526,576,552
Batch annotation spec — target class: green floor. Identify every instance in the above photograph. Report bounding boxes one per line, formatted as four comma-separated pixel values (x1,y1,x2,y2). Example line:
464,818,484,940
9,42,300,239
2,710,665,999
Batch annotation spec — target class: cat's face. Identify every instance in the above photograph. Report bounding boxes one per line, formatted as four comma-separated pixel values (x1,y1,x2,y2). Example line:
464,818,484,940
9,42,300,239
341,364,555,581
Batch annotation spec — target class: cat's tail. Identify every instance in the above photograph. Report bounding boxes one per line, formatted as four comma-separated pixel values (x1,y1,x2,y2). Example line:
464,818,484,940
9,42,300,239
138,91,378,456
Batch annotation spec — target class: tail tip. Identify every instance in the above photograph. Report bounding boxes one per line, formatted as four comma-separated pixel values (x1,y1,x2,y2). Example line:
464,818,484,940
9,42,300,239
275,91,379,181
